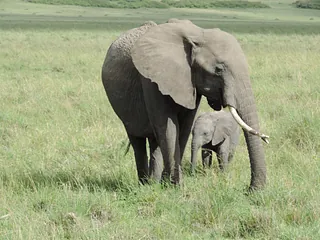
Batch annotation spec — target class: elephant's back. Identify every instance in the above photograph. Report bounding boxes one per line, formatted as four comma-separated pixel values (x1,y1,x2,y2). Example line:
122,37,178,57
102,21,157,137
108,21,157,59
102,21,156,88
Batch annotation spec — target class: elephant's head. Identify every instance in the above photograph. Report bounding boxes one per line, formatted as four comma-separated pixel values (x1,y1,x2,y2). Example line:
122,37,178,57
190,114,216,172
131,20,268,189
191,114,216,149
192,112,239,147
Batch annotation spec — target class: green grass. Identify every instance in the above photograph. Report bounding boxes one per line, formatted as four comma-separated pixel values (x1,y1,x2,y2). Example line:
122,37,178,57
0,0,320,239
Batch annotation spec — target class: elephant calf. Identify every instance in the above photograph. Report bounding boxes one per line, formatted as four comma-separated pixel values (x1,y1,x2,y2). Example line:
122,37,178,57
191,110,240,173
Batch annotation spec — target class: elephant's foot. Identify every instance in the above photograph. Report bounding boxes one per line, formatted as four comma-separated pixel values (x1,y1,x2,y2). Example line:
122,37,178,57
138,177,149,185
172,164,183,185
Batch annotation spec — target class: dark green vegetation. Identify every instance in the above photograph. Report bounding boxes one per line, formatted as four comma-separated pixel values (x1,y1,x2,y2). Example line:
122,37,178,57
28,0,170,8
166,0,270,9
1,0,320,34
28,0,270,9
0,0,320,239
294,0,320,9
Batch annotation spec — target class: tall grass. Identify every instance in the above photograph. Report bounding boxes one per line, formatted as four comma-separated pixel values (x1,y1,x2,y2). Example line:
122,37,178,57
0,2,320,240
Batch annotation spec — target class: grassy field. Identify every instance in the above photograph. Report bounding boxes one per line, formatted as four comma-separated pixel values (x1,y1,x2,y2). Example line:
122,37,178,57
0,0,320,239
1,0,320,33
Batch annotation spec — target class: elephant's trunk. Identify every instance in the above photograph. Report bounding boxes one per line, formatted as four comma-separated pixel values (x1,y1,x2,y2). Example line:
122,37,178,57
191,140,200,174
222,62,267,190
236,87,267,190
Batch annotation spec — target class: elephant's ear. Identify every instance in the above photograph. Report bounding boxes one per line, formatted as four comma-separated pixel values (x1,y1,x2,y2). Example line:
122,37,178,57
131,23,203,109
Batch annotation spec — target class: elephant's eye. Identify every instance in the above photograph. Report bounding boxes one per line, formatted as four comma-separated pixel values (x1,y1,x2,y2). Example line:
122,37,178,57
215,63,224,75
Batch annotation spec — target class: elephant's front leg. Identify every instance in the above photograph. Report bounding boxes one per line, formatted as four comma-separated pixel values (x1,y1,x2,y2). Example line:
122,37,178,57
216,139,230,171
148,137,163,182
228,148,236,163
141,80,181,184
156,116,181,184
178,96,201,161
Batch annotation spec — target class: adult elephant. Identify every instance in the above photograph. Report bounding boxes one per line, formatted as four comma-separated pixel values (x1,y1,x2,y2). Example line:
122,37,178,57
102,19,269,190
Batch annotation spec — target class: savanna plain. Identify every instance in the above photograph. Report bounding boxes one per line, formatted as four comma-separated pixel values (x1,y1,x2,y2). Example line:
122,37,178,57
0,0,320,239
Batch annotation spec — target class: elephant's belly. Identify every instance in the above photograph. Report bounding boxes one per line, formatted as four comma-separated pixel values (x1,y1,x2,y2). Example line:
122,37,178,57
103,72,153,138
112,96,153,138
121,100,153,138
202,143,218,153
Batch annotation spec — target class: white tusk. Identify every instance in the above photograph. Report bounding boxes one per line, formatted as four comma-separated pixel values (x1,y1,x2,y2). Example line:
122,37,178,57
228,106,269,144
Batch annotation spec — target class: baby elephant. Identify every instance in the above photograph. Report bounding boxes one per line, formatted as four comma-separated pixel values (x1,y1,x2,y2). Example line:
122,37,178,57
191,111,240,173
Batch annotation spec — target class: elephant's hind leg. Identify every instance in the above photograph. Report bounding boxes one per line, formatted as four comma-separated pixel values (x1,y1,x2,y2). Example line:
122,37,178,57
202,149,213,168
128,135,149,184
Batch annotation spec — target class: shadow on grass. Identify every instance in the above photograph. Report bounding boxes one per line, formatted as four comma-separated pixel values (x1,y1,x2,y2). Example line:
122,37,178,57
3,165,216,194
1,169,137,193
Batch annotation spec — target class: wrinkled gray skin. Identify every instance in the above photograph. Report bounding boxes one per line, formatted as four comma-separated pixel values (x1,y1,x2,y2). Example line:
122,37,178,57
102,18,266,189
191,111,240,173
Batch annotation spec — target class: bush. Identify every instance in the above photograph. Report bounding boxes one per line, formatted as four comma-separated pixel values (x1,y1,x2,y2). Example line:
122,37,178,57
164,0,270,9
29,0,170,8
29,0,270,9
294,0,320,9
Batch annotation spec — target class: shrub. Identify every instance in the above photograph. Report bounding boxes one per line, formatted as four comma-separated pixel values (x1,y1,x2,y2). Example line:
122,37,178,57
29,0,270,9
28,0,170,8
163,0,270,9
294,0,320,9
